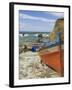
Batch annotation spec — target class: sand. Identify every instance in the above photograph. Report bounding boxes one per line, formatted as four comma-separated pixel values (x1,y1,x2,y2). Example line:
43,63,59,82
19,51,60,79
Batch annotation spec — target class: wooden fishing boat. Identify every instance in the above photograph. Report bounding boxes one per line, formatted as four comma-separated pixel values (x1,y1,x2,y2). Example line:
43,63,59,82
39,45,64,76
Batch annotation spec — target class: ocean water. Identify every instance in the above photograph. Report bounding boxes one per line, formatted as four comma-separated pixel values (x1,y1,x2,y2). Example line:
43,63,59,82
19,35,38,45
19,32,63,47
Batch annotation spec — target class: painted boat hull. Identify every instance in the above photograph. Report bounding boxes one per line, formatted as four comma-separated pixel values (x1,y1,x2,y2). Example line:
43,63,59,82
39,46,64,76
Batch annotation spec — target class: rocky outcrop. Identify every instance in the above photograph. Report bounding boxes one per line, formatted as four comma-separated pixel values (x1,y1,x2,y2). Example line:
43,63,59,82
49,18,64,41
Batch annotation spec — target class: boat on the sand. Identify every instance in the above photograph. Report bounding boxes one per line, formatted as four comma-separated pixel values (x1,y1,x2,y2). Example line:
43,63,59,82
39,45,64,76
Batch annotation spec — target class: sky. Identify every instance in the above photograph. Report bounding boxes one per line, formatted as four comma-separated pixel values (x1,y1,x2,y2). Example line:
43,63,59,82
19,10,64,33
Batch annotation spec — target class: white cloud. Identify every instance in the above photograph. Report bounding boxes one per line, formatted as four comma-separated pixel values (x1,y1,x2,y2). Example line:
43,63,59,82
45,12,64,18
19,23,32,30
20,13,56,23
51,12,64,17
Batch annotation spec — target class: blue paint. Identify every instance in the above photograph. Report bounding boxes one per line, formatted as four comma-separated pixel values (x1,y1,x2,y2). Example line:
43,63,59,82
32,47,36,52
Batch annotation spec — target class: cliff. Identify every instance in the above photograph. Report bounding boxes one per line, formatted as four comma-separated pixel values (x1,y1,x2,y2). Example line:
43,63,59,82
49,18,64,41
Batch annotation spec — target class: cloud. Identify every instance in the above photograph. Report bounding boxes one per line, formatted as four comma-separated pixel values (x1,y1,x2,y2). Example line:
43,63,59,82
44,12,64,19
19,22,34,31
51,12,64,17
19,22,55,32
45,12,64,18
20,13,56,23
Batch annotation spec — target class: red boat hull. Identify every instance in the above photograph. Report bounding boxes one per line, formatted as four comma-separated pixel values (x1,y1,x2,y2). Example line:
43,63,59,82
39,47,64,76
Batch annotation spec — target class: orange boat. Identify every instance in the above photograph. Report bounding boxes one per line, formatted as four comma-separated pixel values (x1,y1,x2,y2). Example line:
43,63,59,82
39,46,64,76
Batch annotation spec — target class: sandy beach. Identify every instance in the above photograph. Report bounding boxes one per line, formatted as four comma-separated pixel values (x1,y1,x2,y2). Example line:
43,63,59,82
19,51,60,79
